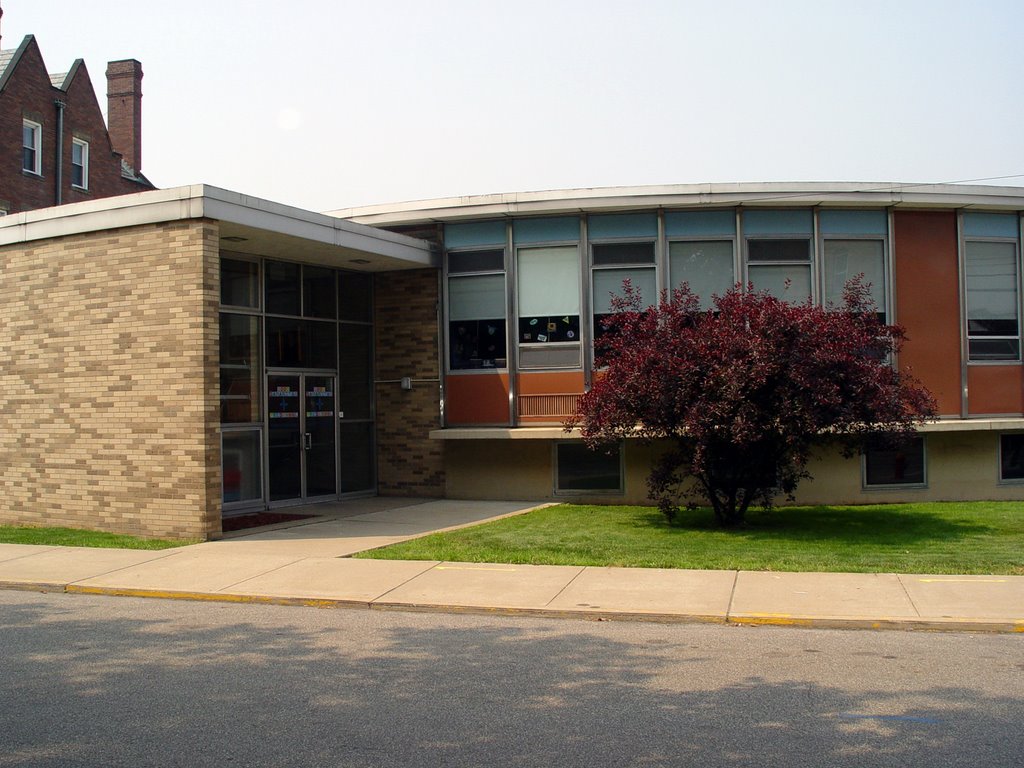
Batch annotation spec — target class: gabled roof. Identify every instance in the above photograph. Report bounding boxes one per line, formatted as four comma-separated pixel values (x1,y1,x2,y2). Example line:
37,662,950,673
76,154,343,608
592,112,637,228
0,47,14,79
0,34,32,92
0,35,79,94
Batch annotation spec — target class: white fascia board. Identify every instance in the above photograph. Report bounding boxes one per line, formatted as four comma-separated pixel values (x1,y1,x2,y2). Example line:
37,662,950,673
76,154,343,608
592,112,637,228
429,418,1024,441
430,428,582,440
198,186,435,266
0,185,435,267
333,182,1024,226
917,418,1024,432
0,186,204,245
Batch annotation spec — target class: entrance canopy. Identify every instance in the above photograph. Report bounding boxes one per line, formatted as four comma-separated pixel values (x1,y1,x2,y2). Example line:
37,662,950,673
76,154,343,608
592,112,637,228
0,184,437,271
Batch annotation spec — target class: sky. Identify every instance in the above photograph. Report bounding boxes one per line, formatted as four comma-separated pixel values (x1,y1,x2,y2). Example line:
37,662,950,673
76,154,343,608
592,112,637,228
4,0,1024,212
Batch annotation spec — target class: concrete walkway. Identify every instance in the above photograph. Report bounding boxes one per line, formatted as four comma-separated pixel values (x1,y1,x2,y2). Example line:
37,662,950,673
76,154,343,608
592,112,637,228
1,498,1022,633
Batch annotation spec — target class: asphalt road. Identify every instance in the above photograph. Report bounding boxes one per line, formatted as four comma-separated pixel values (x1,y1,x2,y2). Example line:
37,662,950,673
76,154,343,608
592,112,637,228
1,590,1021,767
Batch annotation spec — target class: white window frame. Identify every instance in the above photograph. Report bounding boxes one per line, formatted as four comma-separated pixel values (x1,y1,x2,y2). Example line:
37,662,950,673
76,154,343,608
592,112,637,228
71,138,89,190
22,120,42,175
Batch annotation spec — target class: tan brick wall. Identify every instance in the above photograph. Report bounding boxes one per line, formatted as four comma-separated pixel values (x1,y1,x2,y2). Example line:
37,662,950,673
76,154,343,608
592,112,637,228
373,269,444,496
0,220,221,539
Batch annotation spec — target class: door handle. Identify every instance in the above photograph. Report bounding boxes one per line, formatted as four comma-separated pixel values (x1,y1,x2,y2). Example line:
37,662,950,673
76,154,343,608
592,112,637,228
304,432,312,451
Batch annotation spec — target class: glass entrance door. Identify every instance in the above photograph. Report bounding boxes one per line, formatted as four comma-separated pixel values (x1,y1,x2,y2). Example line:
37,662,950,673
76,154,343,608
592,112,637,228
267,374,337,504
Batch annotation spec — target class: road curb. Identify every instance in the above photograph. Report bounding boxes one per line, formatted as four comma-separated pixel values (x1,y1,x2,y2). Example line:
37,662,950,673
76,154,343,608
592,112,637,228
0,582,1007,633
64,584,372,610
727,613,1024,633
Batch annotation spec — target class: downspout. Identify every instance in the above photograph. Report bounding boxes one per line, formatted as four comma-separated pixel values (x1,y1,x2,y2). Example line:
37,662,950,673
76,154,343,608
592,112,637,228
54,99,66,205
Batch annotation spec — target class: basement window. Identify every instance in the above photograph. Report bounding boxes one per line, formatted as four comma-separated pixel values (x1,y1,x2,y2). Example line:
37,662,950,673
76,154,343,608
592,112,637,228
555,442,623,493
863,436,926,488
999,434,1024,482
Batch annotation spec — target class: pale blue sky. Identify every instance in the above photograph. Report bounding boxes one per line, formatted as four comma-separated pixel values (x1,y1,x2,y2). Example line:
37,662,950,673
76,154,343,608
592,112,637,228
5,0,1023,211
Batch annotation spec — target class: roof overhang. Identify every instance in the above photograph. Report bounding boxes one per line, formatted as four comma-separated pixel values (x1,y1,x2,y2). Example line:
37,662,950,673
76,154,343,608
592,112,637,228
0,185,437,272
430,418,1024,440
330,181,1024,227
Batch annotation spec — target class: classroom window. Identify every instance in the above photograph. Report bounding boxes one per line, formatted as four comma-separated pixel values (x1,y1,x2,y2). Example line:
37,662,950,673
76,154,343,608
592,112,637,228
517,245,581,368
591,241,656,338
669,239,734,309
747,239,812,300
965,240,1019,361
823,239,886,321
744,210,813,302
448,248,507,370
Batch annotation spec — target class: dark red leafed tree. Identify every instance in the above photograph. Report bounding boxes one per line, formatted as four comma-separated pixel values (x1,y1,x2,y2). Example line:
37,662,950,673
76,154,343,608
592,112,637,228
567,279,937,526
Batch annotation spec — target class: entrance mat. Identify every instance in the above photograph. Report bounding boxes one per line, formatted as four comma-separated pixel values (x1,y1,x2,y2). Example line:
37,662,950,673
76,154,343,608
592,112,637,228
221,512,316,532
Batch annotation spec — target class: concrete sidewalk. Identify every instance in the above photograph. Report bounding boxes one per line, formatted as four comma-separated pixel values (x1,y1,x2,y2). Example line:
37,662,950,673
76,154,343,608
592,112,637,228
1,499,1022,633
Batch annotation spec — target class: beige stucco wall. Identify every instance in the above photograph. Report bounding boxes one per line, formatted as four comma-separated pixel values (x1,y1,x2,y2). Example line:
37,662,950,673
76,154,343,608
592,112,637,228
443,431,1024,506
795,431,1024,504
0,220,221,538
443,439,662,505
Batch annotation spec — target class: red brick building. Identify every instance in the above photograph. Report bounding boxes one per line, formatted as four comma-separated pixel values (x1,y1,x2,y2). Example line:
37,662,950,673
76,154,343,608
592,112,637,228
0,8,153,215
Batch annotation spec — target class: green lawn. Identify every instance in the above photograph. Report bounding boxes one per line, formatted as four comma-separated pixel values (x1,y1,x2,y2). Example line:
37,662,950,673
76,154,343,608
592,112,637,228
353,502,1024,574
0,525,193,550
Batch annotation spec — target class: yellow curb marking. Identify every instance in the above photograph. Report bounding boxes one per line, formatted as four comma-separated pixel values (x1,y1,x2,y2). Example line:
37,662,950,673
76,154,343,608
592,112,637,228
435,566,518,572
66,584,359,609
732,616,814,627
917,578,1007,583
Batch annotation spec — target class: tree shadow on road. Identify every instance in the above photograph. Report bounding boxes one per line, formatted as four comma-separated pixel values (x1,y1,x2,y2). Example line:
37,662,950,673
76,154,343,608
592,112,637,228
1,592,1021,767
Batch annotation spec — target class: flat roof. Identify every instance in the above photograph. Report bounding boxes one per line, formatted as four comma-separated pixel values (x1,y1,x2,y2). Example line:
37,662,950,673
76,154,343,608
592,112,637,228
0,185,437,272
328,181,1024,227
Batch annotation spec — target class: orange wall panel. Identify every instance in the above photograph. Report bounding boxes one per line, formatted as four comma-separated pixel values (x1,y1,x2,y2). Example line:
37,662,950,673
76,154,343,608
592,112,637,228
516,371,586,425
967,365,1024,415
445,373,511,425
516,371,586,395
893,211,962,416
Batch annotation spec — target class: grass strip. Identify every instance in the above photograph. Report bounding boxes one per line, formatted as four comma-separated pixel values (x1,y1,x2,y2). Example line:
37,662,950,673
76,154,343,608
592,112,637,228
353,501,1024,575
0,525,193,550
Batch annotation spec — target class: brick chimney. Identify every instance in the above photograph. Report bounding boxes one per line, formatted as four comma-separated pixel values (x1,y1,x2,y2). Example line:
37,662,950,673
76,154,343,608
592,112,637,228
106,59,144,175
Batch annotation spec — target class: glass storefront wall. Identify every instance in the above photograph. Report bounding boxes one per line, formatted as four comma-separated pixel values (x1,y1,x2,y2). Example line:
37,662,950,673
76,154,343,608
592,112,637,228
219,255,375,513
